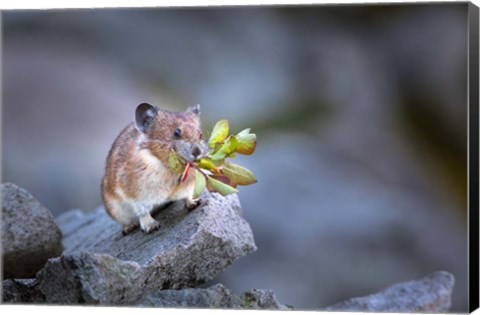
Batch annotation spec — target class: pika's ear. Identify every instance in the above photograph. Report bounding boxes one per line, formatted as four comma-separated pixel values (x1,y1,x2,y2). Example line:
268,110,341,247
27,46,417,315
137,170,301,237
135,103,158,133
187,104,201,115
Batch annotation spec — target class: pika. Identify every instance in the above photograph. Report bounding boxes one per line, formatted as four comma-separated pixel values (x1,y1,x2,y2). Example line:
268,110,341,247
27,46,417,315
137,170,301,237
101,103,206,235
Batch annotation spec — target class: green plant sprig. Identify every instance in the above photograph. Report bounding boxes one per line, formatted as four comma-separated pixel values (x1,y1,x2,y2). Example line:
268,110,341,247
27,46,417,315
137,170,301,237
168,119,257,197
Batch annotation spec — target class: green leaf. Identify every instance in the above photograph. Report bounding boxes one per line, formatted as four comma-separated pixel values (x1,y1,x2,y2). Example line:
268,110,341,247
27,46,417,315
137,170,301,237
193,170,206,199
236,128,251,136
209,136,238,160
195,158,221,171
236,132,256,155
168,151,185,173
221,162,257,186
210,174,237,188
207,176,238,196
211,142,222,155
208,119,229,148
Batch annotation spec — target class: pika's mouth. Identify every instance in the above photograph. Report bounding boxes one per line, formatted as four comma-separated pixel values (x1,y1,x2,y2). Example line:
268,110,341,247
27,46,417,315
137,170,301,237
175,140,208,163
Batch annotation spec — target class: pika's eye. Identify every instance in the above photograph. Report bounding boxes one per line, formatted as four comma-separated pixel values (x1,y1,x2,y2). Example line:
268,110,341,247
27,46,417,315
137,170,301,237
174,128,182,138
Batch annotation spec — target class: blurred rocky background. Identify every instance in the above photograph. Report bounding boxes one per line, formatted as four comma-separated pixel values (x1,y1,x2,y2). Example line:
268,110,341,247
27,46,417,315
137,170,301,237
2,3,468,311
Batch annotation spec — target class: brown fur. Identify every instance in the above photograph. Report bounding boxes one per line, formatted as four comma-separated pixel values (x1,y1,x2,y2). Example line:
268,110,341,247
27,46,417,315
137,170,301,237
101,105,203,234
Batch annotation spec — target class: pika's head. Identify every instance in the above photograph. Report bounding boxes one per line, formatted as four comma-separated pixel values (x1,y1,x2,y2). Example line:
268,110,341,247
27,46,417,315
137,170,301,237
135,103,206,162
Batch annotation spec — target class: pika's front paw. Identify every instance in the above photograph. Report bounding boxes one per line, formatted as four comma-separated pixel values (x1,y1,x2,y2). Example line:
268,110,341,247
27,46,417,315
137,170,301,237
139,215,161,234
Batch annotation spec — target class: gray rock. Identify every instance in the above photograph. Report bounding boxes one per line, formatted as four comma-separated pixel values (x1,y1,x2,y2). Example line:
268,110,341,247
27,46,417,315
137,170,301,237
38,193,255,304
2,278,45,303
140,284,239,308
139,283,288,310
326,271,455,312
37,253,144,305
242,288,289,310
1,183,63,278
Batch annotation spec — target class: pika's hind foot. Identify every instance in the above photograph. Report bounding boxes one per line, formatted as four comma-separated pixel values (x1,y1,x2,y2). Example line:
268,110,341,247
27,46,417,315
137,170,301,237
186,198,208,212
139,214,161,233
122,222,139,236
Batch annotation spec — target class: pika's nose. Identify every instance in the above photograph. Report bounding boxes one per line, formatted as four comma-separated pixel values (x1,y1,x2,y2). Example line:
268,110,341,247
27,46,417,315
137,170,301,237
191,145,201,158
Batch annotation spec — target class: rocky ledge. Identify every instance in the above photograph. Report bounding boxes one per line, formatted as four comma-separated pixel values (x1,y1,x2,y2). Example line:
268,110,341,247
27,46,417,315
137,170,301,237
2,182,256,305
140,283,290,310
40,192,257,304
326,271,455,313
1,182,455,311
139,271,454,311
